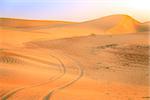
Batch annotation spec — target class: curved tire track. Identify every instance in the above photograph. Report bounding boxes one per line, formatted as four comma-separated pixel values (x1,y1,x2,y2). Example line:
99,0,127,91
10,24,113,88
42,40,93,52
43,54,84,100
1,52,66,100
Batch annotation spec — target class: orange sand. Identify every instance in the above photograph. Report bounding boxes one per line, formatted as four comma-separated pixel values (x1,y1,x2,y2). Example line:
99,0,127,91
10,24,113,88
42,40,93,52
0,14,149,100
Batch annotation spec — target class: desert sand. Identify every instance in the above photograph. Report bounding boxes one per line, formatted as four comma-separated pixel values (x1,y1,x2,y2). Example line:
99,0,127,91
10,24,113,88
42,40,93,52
0,14,149,100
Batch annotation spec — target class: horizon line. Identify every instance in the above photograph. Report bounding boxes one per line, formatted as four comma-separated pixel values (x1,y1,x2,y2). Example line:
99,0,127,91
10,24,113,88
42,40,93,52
0,14,148,23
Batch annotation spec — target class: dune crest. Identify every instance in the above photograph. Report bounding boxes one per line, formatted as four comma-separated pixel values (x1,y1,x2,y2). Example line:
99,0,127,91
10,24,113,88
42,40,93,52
0,18,76,29
0,14,149,43
105,15,140,34
31,14,146,35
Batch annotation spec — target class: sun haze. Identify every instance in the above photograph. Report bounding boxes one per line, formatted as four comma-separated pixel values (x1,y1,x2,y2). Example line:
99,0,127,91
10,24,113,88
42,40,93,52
0,0,150,22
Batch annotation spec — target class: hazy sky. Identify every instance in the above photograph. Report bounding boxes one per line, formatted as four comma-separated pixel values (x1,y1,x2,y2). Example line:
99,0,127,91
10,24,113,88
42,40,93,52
0,0,150,22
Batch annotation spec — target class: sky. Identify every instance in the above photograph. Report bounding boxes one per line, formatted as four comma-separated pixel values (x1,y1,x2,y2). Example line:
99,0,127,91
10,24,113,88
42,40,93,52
0,0,150,22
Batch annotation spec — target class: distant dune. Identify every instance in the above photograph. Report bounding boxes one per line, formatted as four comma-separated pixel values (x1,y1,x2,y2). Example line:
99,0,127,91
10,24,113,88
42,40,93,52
28,14,149,35
0,14,149,45
0,18,76,29
0,29,50,45
138,21,150,32
104,15,141,34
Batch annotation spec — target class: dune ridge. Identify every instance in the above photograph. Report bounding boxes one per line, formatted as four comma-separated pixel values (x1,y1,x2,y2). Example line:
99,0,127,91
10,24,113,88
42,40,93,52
0,18,76,29
1,14,149,36
19,14,149,35
0,14,149,47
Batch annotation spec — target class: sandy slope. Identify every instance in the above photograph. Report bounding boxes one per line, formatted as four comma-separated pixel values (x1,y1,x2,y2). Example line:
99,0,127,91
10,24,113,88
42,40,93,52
0,18,75,29
0,32,149,100
0,14,149,100
0,15,142,34
138,21,150,32
1,14,149,45
30,14,142,35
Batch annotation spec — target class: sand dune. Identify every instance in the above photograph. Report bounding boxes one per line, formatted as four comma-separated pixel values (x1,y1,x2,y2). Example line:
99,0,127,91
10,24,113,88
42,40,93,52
1,14,149,47
29,14,144,35
138,21,150,32
0,18,75,30
1,14,149,41
0,29,49,46
0,14,149,100
0,33,149,100
105,15,141,34
78,14,140,32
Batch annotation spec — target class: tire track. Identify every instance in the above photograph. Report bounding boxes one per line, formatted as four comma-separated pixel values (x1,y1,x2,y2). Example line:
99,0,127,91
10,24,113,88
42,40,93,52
1,51,84,100
0,91,8,97
43,54,84,100
0,51,59,67
1,52,66,100
0,56,19,64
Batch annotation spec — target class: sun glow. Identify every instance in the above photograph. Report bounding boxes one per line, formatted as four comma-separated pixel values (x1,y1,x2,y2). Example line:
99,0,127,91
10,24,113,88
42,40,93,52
1,0,150,22
126,0,150,10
